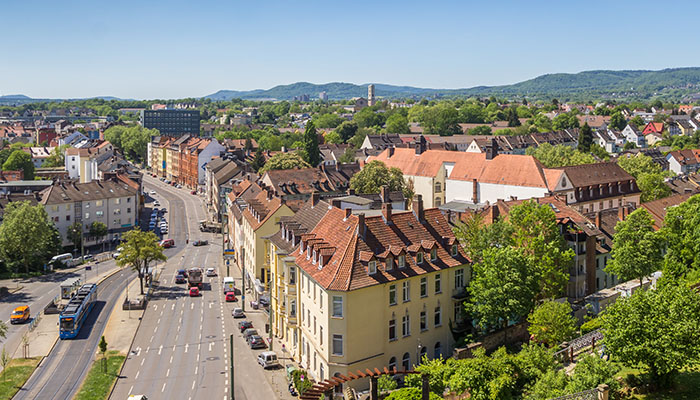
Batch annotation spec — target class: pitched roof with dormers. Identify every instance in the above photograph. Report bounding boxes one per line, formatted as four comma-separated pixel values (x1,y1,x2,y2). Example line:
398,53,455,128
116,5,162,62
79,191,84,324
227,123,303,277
295,206,469,292
555,162,635,188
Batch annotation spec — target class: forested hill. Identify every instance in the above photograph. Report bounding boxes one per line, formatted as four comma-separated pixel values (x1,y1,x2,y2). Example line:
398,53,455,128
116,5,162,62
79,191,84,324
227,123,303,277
205,68,700,101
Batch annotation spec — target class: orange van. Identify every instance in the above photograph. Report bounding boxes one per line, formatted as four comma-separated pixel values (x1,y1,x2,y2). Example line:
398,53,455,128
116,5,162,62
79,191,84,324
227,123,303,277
10,305,30,324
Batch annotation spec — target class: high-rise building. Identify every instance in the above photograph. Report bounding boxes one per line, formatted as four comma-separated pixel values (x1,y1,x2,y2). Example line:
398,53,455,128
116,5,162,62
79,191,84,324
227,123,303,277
140,109,200,136
319,91,328,101
368,84,375,106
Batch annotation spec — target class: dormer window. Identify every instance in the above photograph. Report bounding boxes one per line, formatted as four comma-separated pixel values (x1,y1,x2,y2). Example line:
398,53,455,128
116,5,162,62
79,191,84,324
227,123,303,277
430,248,437,261
307,246,311,259
398,255,405,268
386,257,394,271
451,244,458,256
416,252,423,264
312,249,317,264
368,261,377,274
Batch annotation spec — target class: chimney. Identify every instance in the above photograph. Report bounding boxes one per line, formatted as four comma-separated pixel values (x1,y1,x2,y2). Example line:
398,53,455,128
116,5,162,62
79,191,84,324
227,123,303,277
485,139,498,160
331,199,341,209
344,208,352,220
595,211,601,228
412,194,424,222
357,213,365,239
381,185,390,204
388,147,395,158
347,188,355,195
618,204,625,221
311,191,320,207
382,203,392,224
415,135,426,155
472,178,478,204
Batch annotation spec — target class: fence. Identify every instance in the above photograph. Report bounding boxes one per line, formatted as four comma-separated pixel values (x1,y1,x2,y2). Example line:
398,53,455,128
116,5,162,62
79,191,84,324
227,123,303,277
548,384,609,400
554,330,603,363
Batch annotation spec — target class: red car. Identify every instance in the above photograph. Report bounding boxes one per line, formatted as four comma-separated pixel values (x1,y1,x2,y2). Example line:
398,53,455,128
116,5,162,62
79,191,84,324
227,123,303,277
225,292,237,302
191,190,197,195
159,239,174,248
189,287,200,297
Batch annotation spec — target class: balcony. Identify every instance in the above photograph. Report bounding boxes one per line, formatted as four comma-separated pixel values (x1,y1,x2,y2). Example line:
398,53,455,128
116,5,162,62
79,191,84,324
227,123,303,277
452,287,467,300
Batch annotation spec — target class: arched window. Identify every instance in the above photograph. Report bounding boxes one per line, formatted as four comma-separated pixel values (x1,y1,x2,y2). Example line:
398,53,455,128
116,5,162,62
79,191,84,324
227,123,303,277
419,346,428,363
334,372,343,394
434,342,442,359
402,352,410,371
388,356,397,371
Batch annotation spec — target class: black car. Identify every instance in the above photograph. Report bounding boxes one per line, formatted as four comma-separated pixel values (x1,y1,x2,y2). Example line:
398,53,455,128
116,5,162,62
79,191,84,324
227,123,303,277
193,240,209,246
249,335,267,349
238,320,253,333
175,274,186,284
177,269,188,278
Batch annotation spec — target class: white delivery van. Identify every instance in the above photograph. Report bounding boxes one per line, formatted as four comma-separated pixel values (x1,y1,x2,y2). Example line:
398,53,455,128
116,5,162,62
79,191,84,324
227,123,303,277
223,277,235,293
257,351,279,369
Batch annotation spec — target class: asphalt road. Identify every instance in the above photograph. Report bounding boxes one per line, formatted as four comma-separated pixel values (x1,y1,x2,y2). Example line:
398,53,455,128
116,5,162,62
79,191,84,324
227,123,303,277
111,176,279,400
13,268,137,400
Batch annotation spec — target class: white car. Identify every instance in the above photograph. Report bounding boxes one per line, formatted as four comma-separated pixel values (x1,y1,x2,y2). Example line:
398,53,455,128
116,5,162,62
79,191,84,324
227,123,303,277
149,190,156,196
112,252,121,259
153,201,160,207
206,268,217,277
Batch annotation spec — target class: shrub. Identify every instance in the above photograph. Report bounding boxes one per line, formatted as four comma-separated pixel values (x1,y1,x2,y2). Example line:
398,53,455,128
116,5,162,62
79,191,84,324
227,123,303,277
291,369,313,395
580,317,602,335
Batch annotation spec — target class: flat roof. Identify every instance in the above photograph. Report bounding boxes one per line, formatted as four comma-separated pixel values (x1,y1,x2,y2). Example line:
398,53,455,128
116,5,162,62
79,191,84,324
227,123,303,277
0,180,53,187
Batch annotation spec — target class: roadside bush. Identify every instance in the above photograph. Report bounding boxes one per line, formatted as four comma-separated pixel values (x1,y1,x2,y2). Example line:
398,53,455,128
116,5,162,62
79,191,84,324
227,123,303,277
580,317,602,335
384,387,441,400
291,368,313,395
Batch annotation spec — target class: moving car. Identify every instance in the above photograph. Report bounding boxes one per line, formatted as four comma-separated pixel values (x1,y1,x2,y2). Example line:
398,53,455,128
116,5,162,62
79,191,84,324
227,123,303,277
238,320,253,332
153,201,160,207
10,305,30,324
206,268,217,277
189,287,200,297
177,269,188,278
249,335,266,349
193,240,208,246
159,239,174,248
257,351,280,369
225,292,237,302
191,190,197,195
232,308,245,318
175,274,187,284
149,190,156,196
82,254,94,261
112,251,121,259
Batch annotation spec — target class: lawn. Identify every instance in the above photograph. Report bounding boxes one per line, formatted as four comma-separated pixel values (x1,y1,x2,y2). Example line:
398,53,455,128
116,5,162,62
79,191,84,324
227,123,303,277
74,351,126,400
0,357,41,400
616,365,700,400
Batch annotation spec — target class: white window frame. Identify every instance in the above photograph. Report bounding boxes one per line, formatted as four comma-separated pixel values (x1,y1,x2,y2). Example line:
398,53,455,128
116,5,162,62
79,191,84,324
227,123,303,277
332,296,343,318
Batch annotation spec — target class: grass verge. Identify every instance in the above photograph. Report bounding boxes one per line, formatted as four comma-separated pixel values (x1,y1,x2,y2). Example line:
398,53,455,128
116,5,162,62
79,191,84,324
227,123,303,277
0,357,41,400
617,365,700,400
74,351,126,400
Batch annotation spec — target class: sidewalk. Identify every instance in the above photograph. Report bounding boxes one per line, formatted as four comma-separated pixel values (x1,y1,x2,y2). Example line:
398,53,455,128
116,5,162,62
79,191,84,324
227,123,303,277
102,279,145,356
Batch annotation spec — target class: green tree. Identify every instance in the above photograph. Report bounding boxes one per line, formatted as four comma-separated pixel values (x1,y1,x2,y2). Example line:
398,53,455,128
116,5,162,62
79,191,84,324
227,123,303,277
0,347,8,382
99,335,108,372
89,221,108,252
552,113,579,130
385,387,440,400
385,113,410,134
115,229,166,294
353,107,385,128
0,201,61,274
0,147,12,167
0,320,7,339
618,154,671,202
446,347,518,400
525,143,595,168
337,145,356,164
637,172,672,202
2,149,34,180
334,121,358,143
509,200,574,300
609,111,627,131
104,125,156,163
323,131,343,144
43,145,69,168
524,369,568,400
67,222,83,252
421,103,461,136
577,123,593,152
589,143,609,160
313,113,344,129
349,160,407,196
662,194,700,282
453,213,513,264
530,114,553,132
601,284,700,388
468,125,492,136
565,354,620,394
617,153,664,178
251,147,266,172
467,247,536,332
258,152,311,174
630,115,645,128
527,301,576,346
303,121,320,166
378,374,398,392
605,208,663,285
459,104,486,123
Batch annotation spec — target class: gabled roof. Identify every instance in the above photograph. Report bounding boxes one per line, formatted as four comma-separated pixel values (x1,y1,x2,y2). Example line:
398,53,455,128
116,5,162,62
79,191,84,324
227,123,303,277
642,192,698,230
667,149,700,166
555,162,635,188
40,179,138,205
296,207,469,292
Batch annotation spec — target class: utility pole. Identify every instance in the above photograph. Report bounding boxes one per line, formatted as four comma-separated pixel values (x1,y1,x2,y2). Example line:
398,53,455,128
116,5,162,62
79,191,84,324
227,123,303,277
230,334,234,400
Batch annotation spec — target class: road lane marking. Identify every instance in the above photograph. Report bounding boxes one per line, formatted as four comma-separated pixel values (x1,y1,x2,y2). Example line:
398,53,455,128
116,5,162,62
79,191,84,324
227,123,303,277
150,335,154,343
170,355,173,363
172,304,175,310
157,318,161,324
185,343,188,353
192,381,196,390
141,358,145,366
209,342,213,352
191,303,194,310
154,326,158,333
136,347,141,356
158,345,163,355
128,386,133,395
162,383,166,392
197,353,199,362
166,368,170,377
209,302,212,309
135,370,140,379
179,317,182,324
154,305,158,311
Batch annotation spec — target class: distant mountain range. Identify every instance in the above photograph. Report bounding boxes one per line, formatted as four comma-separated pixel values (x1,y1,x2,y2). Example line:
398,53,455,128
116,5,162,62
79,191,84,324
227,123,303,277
205,68,700,101
4,68,700,104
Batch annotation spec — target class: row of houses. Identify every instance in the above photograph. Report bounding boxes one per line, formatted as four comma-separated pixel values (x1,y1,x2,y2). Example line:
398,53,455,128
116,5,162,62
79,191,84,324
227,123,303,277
147,135,225,189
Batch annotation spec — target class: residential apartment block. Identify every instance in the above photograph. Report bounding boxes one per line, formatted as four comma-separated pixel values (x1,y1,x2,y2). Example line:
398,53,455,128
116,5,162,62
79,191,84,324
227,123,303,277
140,109,199,136
147,135,225,189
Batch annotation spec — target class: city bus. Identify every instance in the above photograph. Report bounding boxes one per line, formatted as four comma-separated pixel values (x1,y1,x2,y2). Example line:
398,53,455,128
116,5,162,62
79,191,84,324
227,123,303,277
59,283,97,339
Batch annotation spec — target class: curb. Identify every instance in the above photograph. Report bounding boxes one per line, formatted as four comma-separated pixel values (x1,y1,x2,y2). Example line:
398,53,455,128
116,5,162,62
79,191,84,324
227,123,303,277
106,282,147,400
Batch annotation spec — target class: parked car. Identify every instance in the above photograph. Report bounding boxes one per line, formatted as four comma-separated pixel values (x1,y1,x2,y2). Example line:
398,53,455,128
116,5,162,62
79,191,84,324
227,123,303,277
82,254,94,261
249,335,267,349
206,268,217,277
175,274,186,284
193,240,208,246
225,292,237,302
189,287,200,297
112,251,121,259
257,351,279,369
238,320,253,332
159,239,174,248
243,328,258,343
10,305,30,324
176,184,182,188
232,308,245,318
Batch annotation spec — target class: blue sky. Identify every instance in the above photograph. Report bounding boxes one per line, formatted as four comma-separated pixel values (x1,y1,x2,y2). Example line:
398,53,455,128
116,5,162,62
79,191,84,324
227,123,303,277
2,0,699,99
